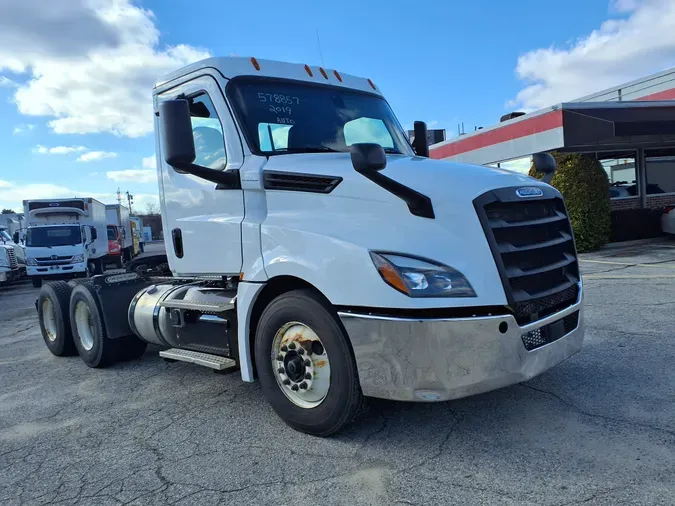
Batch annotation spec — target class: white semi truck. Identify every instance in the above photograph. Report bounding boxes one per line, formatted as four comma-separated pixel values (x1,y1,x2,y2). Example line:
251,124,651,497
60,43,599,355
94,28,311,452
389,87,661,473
0,225,26,285
35,57,584,436
24,198,108,288
105,204,133,263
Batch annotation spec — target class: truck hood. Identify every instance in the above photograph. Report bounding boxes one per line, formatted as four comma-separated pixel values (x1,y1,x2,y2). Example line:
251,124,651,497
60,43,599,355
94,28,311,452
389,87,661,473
0,242,25,265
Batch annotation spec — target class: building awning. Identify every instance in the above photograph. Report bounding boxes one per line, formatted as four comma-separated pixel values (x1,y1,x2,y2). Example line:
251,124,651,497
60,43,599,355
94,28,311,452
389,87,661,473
562,101,675,149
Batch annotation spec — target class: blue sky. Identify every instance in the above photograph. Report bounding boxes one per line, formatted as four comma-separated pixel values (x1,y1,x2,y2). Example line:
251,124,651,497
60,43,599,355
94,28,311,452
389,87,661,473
0,0,673,212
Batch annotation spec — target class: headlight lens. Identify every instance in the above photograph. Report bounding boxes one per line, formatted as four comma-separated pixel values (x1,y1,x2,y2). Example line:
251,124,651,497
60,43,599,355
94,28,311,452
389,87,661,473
26,257,38,266
71,254,84,264
370,252,476,298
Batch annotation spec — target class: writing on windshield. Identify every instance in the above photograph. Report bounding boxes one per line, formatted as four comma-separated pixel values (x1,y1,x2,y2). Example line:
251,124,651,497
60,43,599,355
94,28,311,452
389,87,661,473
227,77,412,156
27,226,81,247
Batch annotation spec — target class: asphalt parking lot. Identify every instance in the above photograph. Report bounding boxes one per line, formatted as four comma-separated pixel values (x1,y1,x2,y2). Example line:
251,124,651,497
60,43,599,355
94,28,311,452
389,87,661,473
1,239,674,506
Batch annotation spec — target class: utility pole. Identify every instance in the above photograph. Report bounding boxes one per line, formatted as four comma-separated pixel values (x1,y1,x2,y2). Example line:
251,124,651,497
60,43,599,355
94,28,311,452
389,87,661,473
116,187,122,205
126,191,134,215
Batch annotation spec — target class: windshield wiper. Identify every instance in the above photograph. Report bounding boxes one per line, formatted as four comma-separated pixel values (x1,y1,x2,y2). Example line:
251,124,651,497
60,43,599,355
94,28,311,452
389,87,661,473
277,146,341,154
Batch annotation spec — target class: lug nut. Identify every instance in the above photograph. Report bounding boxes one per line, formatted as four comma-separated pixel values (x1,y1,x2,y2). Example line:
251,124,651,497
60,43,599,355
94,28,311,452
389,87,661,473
277,367,285,374
281,345,288,352
276,354,284,361
291,384,299,391
297,348,305,355
304,373,312,380
299,381,308,390
304,359,311,367
282,379,290,385
288,342,296,350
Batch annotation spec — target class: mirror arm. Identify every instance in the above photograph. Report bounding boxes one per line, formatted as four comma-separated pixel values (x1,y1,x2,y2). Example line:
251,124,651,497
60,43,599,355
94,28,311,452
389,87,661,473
359,169,435,219
174,163,242,189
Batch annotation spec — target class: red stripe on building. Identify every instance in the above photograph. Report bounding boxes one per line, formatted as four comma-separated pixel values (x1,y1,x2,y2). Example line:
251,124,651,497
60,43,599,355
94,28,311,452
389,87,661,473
636,88,675,101
430,110,563,159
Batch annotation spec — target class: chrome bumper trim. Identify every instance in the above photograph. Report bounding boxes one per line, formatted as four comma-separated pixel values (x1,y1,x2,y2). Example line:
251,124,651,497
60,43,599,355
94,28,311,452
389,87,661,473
338,284,584,402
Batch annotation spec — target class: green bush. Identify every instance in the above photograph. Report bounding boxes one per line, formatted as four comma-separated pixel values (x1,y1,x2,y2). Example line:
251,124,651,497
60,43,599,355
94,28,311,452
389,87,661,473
529,152,610,253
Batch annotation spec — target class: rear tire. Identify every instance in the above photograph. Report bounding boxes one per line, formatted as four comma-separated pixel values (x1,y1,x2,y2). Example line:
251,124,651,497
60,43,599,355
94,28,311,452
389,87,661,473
31,277,42,288
254,289,365,437
69,283,119,368
38,281,77,356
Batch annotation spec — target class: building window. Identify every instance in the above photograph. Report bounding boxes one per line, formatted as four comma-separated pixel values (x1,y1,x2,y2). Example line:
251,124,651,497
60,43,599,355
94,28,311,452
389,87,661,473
598,151,637,199
497,155,532,175
645,148,675,195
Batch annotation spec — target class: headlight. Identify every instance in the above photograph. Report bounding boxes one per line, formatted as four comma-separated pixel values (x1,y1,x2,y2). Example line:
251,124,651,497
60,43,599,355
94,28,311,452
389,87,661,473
26,257,38,266
71,254,85,264
370,252,476,298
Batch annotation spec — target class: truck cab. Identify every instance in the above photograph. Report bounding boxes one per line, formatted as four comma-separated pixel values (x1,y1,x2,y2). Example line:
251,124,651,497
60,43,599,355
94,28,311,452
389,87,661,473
0,226,26,285
106,225,124,268
36,57,584,436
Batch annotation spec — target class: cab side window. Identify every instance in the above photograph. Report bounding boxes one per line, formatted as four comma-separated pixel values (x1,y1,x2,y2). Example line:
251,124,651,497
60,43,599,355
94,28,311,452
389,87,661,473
189,93,227,170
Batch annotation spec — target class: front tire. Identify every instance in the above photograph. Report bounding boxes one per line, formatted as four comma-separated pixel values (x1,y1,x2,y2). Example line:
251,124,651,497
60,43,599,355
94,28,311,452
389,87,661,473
254,289,365,436
69,283,119,368
38,281,77,356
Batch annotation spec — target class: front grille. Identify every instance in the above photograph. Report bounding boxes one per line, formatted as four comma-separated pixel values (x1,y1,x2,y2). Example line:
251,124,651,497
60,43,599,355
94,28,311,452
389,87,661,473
521,310,580,351
36,255,72,266
474,188,580,325
7,248,18,269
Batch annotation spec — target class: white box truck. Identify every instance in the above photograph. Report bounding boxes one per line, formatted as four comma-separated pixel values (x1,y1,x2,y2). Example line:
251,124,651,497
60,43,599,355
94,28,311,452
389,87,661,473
105,204,133,263
130,216,145,252
24,198,108,287
35,57,584,436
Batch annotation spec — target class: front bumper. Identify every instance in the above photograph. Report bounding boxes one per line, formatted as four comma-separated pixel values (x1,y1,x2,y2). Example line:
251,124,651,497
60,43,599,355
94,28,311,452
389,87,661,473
28,262,87,278
338,285,584,402
0,267,25,283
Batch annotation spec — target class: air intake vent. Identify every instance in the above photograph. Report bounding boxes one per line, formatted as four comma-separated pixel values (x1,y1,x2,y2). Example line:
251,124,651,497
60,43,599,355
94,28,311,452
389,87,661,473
6,248,18,269
263,171,342,194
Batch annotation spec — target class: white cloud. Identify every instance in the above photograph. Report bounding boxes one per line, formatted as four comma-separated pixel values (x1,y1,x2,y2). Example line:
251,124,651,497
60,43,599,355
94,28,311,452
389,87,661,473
142,155,156,169
0,179,158,214
2,0,210,138
34,145,87,155
0,76,17,87
77,151,117,162
12,123,35,134
106,169,157,183
509,0,675,111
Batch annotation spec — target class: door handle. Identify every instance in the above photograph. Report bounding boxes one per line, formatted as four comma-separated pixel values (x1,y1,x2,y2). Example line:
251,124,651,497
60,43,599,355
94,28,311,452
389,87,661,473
172,228,184,258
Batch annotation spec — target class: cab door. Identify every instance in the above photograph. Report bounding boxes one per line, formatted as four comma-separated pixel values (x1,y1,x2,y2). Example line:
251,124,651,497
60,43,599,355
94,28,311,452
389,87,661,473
156,74,245,276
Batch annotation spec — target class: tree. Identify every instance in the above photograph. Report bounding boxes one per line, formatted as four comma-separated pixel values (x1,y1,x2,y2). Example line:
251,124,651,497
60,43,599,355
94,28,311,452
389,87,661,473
1,209,14,214
530,151,610,253
144,202,159,215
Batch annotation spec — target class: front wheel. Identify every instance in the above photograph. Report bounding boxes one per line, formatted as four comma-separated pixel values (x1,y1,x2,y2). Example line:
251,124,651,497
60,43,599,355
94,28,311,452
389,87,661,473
254,289,365,436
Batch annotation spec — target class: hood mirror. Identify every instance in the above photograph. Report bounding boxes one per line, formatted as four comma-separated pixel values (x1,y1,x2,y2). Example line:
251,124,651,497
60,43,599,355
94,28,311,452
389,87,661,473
532,152,557,184
350,143,386,173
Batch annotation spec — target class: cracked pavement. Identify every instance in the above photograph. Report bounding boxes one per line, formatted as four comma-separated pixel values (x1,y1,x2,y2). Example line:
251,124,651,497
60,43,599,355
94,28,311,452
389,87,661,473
1,239,675,505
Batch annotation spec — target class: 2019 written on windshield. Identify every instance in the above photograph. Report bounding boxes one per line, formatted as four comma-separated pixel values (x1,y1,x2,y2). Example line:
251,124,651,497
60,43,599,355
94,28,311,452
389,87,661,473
258,92,300,117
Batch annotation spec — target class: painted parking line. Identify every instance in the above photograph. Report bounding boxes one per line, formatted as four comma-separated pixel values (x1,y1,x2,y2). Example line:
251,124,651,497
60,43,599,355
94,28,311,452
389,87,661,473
579,259,675,269
583,274,675,279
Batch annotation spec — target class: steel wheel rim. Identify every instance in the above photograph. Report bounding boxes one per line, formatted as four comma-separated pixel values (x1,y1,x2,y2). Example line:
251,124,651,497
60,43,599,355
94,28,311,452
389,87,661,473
271,321,331,409
42,299,57,342
74,301,95,351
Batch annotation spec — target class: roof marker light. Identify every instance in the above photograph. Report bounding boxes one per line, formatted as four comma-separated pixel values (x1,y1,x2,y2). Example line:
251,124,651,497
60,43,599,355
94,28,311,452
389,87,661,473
319,67,328,79
304,64,313,77
333,70,343,82
367,79,376,90
250,57,261,71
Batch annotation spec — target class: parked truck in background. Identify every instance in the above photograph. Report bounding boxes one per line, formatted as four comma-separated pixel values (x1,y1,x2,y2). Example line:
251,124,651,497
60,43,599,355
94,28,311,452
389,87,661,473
105,204,133,263
106,224,124,268
0,225,26,285
130,216,145,253
24,198,108,288
36,57,584,436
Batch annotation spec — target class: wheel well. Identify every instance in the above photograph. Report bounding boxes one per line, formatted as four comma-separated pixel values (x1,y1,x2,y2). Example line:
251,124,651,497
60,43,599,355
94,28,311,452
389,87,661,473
247,276,330,377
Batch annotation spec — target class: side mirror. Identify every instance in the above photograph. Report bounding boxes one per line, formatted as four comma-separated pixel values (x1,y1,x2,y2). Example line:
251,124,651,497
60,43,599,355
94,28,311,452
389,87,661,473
350,143,387,173
12,231,19,244
532,152,557,184
90,227,98,241
412,121,429,158
159,99,196,169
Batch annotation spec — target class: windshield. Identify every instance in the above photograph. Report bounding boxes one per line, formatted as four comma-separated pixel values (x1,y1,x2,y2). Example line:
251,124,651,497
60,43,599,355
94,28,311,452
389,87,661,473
27,226,81,247
107,226,116,240
227,77,413,156
0,230,11,243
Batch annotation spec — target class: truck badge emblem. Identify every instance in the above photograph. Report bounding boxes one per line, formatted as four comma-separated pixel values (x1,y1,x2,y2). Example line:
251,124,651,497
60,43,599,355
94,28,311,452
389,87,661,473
49,203,60,207
50,255,58,260
516,187,544,198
